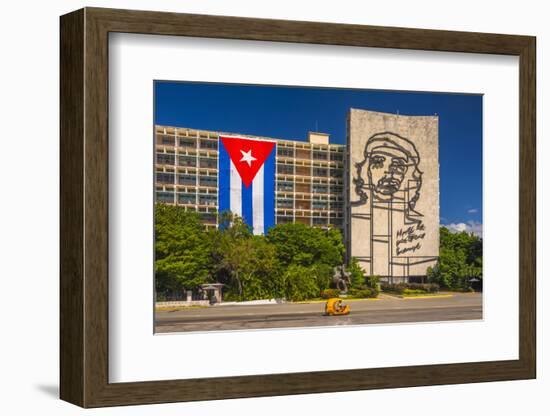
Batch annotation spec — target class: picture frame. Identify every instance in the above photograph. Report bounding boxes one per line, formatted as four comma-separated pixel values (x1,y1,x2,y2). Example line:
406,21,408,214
60,7,536,408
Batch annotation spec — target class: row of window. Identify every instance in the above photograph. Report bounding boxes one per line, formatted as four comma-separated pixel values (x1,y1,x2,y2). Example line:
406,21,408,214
156,192,218,206
156,173,217,187
276,165,343,177
277,189,343,200
275,216,343,226
159,154,343,170
178,156,217,168
158,173,344,192
277,148,343,161
158,134,345,156
276,200,344,210
276,183,344,194
157,154,218,168
157,136,218,150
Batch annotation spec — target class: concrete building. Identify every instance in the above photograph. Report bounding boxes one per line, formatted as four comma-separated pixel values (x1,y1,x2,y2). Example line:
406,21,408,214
346,109,439,283
154,126,345,233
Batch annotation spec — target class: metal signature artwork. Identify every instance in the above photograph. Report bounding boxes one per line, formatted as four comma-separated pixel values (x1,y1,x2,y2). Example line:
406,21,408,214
352,132,432,281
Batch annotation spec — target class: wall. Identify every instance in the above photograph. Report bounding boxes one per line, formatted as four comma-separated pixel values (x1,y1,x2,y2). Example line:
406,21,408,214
0,0,546,415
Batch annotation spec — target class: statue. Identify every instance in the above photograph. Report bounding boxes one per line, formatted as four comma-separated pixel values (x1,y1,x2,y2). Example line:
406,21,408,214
333,265,351,293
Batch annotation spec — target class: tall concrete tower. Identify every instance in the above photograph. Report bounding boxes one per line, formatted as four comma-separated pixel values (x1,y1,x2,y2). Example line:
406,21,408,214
346,109,439,283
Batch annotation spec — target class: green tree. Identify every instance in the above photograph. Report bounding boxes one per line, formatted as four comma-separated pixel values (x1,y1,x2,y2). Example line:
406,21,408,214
155,206,366,302
310,263,333,292
428,227,483,290
155,204,214,293
266,223,345,268
281,265,321,301
265,223,346,300
212,213,283,301
211,213,252,299
347,257,366,288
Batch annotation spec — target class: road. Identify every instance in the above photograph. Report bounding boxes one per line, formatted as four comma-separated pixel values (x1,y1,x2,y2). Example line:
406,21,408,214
155,292,482,333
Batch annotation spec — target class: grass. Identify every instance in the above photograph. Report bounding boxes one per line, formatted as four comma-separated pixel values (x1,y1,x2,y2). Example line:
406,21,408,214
399,293,453,299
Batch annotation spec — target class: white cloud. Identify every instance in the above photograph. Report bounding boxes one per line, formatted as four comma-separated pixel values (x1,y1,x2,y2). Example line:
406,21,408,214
467,208,478,214
443,221,483,237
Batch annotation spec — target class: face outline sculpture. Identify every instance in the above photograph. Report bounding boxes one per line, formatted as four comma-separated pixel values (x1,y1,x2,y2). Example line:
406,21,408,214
353,132,423,209
367,147,410,199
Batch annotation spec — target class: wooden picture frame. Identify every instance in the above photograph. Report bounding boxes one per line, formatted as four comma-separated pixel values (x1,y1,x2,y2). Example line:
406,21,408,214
60,7,536,408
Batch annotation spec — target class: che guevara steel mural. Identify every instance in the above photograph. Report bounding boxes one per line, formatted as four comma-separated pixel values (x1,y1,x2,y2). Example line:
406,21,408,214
347,110,439,283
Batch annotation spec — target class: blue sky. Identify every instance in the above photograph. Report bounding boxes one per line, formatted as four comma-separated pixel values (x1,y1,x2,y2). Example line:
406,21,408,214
154,81,483,230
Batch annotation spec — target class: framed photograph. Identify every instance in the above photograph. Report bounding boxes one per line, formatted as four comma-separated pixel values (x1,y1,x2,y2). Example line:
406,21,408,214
60,7,536,408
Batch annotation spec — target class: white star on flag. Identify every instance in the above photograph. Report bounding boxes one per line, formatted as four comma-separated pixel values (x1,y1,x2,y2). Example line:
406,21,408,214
239,149,257,167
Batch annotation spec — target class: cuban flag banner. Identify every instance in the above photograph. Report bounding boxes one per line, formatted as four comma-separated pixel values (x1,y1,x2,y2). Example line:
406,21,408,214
219,135,276,235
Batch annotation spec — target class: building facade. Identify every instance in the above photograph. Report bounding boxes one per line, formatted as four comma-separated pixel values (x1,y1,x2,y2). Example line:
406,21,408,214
154,126,345,233
155,108,440,282
346,109,439,283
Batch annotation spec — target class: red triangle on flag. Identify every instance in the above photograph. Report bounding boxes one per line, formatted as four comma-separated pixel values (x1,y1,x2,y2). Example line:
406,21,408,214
220,136,276,188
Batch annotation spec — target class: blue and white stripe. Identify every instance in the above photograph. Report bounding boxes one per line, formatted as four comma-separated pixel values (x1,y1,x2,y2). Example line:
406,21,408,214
219,140,276,235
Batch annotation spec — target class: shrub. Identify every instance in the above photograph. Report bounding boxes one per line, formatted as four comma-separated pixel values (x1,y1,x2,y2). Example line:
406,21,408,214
366,275,381,290
381,282,439,294
347,258,366,288
320,289,341,299
348,288,371,298
348,286,378,298
426,283,440,293
380,283,406,294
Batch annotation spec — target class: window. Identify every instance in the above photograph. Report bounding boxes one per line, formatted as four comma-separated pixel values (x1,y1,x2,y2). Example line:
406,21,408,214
330,152,343,161
158,135,174,146
276,199,293,209
295,200,311,210
330,168,343,178
277,164,294,175
177,193,196,205
199,194,217,206
156,153,175,165
200,140,218,150
178,155,196,167
295,166,310,176
199,158,217,169
312,168,328,177
156,173,174,184
178,174,196,186
277,147,294,157
313,184,328,194
276,216,293,224
313,217,327,225
156,191,174,203
312,200,328,210
312,151,328,160
199,176,217,187
277,182,293,192
179,138,196,148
